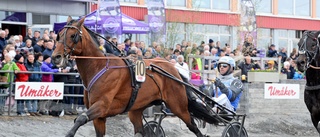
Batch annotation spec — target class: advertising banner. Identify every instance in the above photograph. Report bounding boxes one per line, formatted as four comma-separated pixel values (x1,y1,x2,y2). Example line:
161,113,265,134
88,0,122,36
264,84,300,99
147,0,166,44
15,82,64,100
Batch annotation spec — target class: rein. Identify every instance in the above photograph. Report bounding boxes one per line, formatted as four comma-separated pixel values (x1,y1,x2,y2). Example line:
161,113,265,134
85,59,131,92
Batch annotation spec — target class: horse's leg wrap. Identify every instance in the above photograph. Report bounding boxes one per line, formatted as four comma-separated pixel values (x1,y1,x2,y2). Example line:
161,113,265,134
66,113,90,137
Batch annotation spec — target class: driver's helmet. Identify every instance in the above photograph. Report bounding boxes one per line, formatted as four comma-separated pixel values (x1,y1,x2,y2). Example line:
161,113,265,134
217,56,235,75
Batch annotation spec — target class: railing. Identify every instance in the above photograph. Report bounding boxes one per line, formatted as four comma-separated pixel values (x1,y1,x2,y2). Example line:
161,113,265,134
0,71,84,116
187,55,282,79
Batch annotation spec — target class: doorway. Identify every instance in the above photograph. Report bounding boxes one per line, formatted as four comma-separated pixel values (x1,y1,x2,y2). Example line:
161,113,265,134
1,24,26,38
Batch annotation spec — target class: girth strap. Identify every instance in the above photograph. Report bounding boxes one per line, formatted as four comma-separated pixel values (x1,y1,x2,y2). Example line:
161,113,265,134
305,84,320,90
122,59,141,113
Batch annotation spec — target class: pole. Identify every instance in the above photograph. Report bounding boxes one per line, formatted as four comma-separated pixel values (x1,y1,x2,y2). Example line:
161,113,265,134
95,0,100,33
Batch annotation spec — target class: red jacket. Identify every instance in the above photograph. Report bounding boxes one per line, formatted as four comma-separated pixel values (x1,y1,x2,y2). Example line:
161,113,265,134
15,62,29,82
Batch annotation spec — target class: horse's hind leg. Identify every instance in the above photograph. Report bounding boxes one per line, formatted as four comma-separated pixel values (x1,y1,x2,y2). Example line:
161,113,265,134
310,112,320,134
93,118,107,137
66,100,108,137
128,109,144,137
166,101,204,137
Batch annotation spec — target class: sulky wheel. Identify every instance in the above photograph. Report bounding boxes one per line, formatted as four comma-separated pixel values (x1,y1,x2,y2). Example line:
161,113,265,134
221,122,248,137
143,121,165,137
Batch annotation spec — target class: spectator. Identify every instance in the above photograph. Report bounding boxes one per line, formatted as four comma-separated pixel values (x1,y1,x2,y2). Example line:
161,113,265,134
39,55,60,115
25,53,42,116
281,61,292,79
267,44,278,57
171,49,180,60
290,48,298,60
14,54,29,116
124,38,131,52
42,40,54,56
32,30,41,46
278,47,287,63
53,59,77,115
99,38,106,54
266,60,277,71
238,55,261,82
33,39,45,53
24,28,33,42
175,55,189,80
13,35,22,48
4,29,10,40
208,39,214,52
0,30,6,53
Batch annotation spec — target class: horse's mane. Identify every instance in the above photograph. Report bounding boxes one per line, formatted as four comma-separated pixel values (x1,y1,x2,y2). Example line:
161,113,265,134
83,26,100,48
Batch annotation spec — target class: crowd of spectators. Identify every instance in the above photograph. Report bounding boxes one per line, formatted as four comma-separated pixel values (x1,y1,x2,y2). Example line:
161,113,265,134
0,28,83,116
0,26,304,116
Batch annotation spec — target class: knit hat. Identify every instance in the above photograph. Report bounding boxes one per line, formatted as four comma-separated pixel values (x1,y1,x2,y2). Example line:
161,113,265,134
43,54,51,61
14,54,23,61
209,39,214,43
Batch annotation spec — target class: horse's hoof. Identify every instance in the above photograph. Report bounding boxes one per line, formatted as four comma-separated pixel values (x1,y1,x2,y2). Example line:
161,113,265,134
134,133,143,137
65,132,74,137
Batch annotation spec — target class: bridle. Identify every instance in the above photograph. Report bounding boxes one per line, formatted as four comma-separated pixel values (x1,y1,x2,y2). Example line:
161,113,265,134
57,25,83,58
298,31,320,70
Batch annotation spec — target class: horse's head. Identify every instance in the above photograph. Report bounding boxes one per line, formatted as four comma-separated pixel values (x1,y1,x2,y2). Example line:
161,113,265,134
296,30,320,72
52,16,85,67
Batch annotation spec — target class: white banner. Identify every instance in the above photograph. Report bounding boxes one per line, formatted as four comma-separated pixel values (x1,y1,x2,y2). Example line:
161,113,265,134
264,84,300,99
15,82,64,100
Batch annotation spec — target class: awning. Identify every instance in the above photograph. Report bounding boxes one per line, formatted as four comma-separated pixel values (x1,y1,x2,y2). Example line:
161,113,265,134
53,10,149,34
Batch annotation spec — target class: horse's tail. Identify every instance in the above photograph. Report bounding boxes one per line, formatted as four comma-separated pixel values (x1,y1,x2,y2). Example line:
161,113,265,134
180,75,220,125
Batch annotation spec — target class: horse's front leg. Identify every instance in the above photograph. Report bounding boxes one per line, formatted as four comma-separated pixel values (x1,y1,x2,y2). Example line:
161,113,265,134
128,109,144,137
93,118,107,137
66,100,108,137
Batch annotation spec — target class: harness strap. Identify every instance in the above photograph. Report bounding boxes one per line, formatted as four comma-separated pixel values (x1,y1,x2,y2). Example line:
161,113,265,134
305,85,320,90
122,59,142,113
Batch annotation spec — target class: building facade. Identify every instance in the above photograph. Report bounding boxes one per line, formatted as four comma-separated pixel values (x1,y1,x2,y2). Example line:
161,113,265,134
92,0,320,55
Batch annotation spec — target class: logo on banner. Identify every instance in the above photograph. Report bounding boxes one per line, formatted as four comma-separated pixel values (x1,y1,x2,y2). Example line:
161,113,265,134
15,82,64,100
264,84,300,99
149,17,164,33
103,17,120,33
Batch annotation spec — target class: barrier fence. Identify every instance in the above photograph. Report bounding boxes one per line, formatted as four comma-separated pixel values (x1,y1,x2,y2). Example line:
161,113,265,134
0,71,83,116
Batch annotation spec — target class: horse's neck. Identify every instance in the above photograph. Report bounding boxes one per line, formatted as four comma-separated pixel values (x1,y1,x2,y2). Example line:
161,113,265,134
76,45,105,87
306,69,320,86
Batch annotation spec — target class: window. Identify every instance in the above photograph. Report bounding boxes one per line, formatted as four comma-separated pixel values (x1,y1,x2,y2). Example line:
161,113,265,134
119,0,137,2
253,0,272,13
278,0,293,15
278,0,310,16
166,23,186,47
257,28,272,50
166,0,186,7
192,0,211,9
32,14,50,24
212,0,230,10
317,0,320,18
295,0,310,16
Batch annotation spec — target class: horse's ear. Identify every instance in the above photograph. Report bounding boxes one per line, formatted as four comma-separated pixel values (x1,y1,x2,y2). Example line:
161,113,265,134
77,17,86,27
67,16,73,24
315,31,320,38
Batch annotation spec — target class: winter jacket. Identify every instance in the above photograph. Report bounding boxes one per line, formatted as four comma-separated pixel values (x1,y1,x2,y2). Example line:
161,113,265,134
42,49,53,56
1,62,20,86
25,60,42,82
0,37,6,53
41,62,59,82
15,62,29,82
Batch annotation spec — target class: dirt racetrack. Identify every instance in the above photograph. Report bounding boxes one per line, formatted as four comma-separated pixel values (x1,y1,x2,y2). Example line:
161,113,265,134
0,112,318,137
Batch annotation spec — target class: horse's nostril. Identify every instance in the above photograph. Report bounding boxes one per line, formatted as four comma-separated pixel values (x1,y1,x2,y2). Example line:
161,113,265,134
300,61,305,64
56,55,62,59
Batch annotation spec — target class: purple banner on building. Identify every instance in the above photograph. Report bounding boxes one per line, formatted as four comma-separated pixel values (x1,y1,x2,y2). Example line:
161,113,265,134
2,12,26,22
147,0,166,43
88,0,122,36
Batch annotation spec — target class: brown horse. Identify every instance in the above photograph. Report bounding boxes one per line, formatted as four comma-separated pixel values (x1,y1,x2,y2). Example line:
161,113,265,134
52,16,218,137
296,30,320,135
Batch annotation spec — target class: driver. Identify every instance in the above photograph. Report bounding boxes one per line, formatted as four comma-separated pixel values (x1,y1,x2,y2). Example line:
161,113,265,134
211,56,243,113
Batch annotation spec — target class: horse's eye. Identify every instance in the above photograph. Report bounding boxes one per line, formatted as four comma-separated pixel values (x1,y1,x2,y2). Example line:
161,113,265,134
71,34,75,38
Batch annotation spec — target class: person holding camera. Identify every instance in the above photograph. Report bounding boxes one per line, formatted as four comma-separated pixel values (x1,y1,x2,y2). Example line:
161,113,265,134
238,55,261,82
